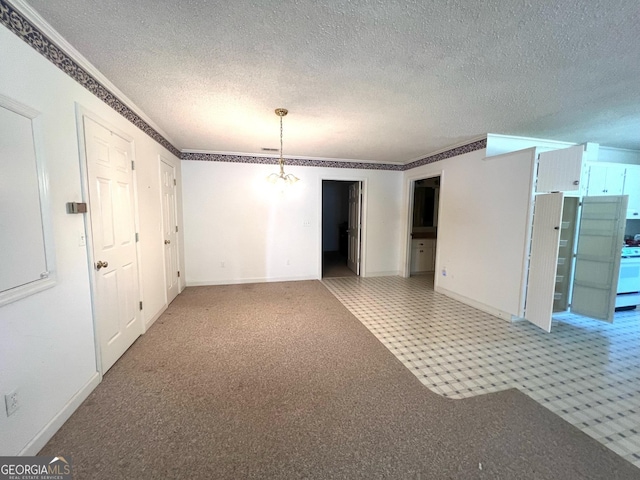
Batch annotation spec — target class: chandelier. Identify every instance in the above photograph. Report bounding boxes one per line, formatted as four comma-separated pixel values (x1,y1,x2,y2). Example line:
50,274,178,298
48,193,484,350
266,108,300,186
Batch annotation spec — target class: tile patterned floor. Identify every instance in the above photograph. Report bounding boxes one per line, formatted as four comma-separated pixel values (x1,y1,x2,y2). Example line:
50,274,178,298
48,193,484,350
322,275,640,469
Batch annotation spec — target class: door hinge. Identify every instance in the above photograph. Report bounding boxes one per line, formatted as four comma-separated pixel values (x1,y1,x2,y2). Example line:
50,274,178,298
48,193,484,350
175,225,178,233
177,271,181,278
131,160,135,170
173,178,177,186
135,232,139,242
139,301,143,310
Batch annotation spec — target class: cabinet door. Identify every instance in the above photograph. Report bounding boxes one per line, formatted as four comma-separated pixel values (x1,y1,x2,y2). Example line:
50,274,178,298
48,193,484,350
587,164,627,196
606,165,626,195
623,165,640,218
423,241,435,271
525,193,564,332
536,145,584,193
410,240,435,272
571,196,627,322
586,164,608,196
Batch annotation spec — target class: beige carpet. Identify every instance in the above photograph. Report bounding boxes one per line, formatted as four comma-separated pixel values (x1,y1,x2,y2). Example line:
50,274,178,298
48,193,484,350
41,281,640,479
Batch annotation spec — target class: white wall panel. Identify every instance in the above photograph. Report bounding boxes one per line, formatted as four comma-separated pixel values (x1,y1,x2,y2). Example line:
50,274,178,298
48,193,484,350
401,148,536,319
0,26,182,455
182,162,402,285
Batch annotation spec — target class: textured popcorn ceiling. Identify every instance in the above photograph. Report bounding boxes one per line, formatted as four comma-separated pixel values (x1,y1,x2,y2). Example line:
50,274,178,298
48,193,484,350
24,0,640,163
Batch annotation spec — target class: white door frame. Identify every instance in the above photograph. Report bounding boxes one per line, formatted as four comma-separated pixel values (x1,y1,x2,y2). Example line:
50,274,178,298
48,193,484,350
318,176,368,279
402,170,444,282
75,104,144,375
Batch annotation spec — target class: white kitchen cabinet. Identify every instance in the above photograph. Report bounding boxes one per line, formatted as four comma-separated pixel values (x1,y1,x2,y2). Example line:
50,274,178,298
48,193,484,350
623,165,640,219
411,239,435,273
586,163,626,196
536,145,584,193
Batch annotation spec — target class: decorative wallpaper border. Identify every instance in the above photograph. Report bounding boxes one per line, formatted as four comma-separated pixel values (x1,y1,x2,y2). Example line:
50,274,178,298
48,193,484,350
181,138,487,171
403,138,487,170
180,153,405,171
0,0,181,158
1,0,486,170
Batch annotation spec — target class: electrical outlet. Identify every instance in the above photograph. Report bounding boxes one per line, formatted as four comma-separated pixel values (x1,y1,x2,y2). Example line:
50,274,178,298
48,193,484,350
78,231,86,246
302,220,311,227
5,390,19,416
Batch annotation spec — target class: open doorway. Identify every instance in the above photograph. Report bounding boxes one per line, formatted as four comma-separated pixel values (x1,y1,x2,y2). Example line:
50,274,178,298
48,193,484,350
409,176,440,279
322,180,362,278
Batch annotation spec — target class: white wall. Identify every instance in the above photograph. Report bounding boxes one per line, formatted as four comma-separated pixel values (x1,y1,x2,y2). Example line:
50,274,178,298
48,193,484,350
183,161,403,285
597,146,640,165
402,148,535,319
0,25,183,455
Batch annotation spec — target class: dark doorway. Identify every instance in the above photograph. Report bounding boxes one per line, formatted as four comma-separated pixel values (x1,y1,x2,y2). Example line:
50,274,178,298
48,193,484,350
322,180,358,278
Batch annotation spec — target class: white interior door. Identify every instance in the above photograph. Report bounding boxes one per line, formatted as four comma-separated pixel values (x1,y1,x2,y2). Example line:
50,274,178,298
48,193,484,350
524,192,564,332
347,182,361,275
161,159,179,303
570,195,628,322
84,117,141,373
536,145,584,193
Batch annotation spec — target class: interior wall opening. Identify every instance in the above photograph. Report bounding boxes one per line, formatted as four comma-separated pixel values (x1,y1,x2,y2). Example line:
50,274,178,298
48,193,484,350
410,176,440,283
322,180,360,278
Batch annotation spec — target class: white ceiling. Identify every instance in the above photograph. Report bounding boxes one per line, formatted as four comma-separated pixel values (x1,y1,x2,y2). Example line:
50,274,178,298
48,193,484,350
23,0,640,163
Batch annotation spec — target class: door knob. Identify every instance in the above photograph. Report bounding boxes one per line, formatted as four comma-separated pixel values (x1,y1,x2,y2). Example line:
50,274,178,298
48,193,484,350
164,239,171,245
96,260,108,270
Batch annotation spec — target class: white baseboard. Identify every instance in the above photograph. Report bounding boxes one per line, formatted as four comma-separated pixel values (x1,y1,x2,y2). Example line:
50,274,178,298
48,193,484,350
435,286,514,321
19,372,101,456
186,275,318,287
363,271,400,278
144,303,167,332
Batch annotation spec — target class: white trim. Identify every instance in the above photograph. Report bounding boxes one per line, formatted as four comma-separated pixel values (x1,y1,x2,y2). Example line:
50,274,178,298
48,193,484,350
364,271,401,278
74,104,144,375
144,303,167,332
19,372,100,456
318,176,369,279
0,93,57,307
9,0,179,149
402,134,488,164
435,285,515,322
486,133,578,158
401,169,444,280
159,155,181,307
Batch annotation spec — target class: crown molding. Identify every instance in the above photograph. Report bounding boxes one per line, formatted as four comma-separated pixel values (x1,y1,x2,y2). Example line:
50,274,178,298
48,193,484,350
1,0,181,157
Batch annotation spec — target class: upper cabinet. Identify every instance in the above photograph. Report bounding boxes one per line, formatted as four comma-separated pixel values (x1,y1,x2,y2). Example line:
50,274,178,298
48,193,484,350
585,162,640,219
586,164,625,196
624,165,640,219
536,145,584,193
